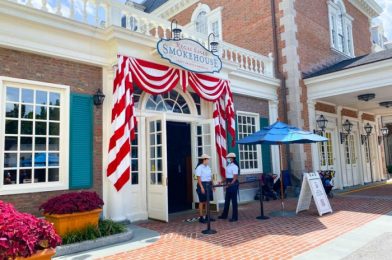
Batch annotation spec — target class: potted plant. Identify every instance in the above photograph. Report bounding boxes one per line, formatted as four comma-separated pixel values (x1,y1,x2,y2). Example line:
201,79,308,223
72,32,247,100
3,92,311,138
39,192,104,237
0,200,61,259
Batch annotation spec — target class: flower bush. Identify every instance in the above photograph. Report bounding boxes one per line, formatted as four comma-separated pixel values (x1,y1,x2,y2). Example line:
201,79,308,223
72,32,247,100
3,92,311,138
0,200,61,259
39,191,104,215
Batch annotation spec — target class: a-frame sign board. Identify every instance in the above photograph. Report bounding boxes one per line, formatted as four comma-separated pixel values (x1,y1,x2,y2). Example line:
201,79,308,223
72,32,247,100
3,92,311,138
296,172,333,216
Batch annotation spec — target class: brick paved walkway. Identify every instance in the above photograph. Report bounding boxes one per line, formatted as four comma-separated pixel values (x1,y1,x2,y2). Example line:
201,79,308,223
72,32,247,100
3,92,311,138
102,184,392,260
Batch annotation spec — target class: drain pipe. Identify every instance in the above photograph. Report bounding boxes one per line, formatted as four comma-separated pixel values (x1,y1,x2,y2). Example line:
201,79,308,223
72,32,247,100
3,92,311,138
270,0,291,175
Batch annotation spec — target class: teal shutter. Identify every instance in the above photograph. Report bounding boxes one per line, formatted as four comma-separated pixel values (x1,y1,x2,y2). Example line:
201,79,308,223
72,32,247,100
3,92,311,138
260,117,272,173
69,93,93,189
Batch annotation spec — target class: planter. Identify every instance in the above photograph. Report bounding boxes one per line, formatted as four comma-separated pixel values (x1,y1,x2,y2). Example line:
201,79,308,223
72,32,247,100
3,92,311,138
16,248,56,260
44,209,102,237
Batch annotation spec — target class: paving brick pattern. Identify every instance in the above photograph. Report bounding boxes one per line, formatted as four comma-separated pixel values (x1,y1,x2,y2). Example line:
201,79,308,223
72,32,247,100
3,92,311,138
101,184,392,260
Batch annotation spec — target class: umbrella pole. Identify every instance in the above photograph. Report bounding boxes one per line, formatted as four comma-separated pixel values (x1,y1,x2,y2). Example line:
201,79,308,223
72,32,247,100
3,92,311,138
279,144,285,212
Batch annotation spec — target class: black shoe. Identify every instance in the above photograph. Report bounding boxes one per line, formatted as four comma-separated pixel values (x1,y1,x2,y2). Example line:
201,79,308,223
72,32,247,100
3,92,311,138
199,217,206,223
218,215,227,220
229,218,238,222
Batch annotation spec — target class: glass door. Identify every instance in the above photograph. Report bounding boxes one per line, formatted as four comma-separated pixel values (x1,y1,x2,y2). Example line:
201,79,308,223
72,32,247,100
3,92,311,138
319,131,335,171
344,133,359,186
191,119,221,209
146,115,168,222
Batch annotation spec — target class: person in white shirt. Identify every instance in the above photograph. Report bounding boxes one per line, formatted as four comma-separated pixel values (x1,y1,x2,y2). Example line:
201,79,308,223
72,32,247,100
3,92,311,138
218,153,239,222
195,154,215,223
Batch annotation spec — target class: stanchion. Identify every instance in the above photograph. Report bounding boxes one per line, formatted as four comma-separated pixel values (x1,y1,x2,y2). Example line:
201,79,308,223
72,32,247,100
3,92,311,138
256,176,269,220
202,182,217,235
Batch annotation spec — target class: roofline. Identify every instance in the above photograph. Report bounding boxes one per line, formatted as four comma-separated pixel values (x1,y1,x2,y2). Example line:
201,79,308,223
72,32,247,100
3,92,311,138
348,0,383,18
151,0,198,19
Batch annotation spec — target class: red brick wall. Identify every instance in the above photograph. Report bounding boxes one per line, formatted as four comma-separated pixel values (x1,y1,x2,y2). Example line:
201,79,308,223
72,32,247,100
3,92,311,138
172,1,274,56
362,113,375,122
0,48,102,215
295,0,372,74
341,108,358,118
316,102,337,114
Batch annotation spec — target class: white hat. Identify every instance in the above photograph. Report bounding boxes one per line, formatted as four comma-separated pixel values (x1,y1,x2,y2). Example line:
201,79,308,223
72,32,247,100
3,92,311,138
200,154,211,159
226,152,236,158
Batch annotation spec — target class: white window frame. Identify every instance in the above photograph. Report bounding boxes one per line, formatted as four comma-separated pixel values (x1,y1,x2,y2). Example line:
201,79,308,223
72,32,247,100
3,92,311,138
0,77,69,195
236,111,263,174
190,4,223,41
328,0,354,57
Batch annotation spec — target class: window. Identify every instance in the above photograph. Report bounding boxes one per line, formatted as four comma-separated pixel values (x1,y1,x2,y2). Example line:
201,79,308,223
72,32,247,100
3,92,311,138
1,78,68,194
131,125,139,185
319,132,334,167
191,4,223,40
328,0,354,57
196,11,208,34
237,112,261,172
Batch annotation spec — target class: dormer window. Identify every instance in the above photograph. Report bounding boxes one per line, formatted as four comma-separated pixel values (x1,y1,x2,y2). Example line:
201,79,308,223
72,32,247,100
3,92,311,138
190,4,223,41
328,0,354,57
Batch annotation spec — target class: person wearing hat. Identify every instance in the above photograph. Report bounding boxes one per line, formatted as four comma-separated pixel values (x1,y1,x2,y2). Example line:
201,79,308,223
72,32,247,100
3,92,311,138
218,152,239,222
195,154,215,223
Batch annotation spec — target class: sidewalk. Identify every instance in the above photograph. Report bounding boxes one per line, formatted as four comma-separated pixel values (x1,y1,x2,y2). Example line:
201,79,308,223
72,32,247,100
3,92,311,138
93,183,392,259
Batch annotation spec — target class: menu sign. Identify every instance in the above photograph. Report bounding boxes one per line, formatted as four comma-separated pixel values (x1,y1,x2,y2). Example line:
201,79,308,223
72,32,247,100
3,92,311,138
157,38,222,73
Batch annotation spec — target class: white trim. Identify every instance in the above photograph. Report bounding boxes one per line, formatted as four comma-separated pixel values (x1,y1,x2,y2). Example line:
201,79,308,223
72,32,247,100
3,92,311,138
0,77,70,195
152,0,199,19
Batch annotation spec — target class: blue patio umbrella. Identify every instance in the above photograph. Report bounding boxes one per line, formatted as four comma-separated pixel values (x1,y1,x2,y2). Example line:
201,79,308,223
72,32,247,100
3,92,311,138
237,121,328,213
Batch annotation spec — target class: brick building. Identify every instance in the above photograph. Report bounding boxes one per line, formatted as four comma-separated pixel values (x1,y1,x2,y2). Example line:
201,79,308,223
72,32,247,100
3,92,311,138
0,0,391,222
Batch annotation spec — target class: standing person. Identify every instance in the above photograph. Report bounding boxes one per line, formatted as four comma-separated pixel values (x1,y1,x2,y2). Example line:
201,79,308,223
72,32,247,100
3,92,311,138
195,154,215,223
218,153,239,222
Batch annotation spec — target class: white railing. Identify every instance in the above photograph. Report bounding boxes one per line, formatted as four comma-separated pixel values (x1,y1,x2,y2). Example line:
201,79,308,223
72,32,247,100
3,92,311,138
8,0,274,78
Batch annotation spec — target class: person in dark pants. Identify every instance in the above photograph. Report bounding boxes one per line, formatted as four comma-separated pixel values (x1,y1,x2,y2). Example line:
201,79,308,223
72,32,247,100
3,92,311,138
195,154,215,223
218,153,239,222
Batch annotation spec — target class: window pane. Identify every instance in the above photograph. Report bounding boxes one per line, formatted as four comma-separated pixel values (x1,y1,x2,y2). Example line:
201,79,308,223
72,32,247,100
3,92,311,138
132,172,138,184
35,106,47,120
48,138,59,151
34,153,47,167
20,153,33,167
36,91,47,105
48,153,59,166
49,107,60,121
35,137,46,151
150,172,156,184
6,87,19,102
4,153,17,168
49,122,60,136
4,170,17,185
20,137,33,151
35,122,47,135
48,168,59,182
49,93,60,106
21,105,34,119
22,89,34,103
5,137,18,151
34,168,46,183
21,121,33,135
5,120,18,134
6,103,19,118
20,169,32,184
157,172,162,184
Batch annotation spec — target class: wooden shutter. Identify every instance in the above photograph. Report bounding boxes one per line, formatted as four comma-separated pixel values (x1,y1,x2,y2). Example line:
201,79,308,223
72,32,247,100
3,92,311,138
260,117,272,173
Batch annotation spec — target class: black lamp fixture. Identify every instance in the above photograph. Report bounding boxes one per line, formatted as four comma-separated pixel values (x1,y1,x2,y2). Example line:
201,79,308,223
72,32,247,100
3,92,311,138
208,33,219,53
93,89,105,106
381,127,389,136
379,101,392,108
361,122,373,145
170,19,182,41
358,93,375,102
340,119,353,144
314,114,328,135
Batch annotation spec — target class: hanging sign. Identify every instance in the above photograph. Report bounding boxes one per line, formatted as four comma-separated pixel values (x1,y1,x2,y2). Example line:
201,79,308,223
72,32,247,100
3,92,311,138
296,172,332,216
157,39,222,74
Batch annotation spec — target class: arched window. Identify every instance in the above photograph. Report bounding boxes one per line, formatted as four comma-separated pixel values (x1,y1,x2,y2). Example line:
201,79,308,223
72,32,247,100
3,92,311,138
328,0,354,56
195,11,208,34
144,89,201,115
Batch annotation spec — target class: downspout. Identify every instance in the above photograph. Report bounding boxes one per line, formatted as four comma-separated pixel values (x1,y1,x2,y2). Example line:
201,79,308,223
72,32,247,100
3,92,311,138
270,0,291,174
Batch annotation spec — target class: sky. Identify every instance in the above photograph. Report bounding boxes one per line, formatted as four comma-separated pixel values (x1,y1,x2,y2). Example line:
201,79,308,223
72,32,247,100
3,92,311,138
374,0,392,40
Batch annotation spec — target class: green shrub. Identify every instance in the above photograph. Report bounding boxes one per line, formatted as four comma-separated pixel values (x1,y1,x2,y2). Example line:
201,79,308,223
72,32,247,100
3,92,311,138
62,220,126,245
387,165,392,174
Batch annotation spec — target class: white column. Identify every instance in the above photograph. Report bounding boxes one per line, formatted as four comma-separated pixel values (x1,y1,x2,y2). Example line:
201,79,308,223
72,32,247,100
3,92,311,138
376,116,386,180
269,100,280,174
308,100,320,172
102,66,126,221
336,106,345,188
358,112,365,185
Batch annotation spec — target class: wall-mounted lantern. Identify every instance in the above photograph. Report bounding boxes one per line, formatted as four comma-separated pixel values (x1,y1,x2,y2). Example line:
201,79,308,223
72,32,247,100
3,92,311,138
340,119,353,144
208,33,219,53
93,89,106,106
314,114,328,136
171,19,182,41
